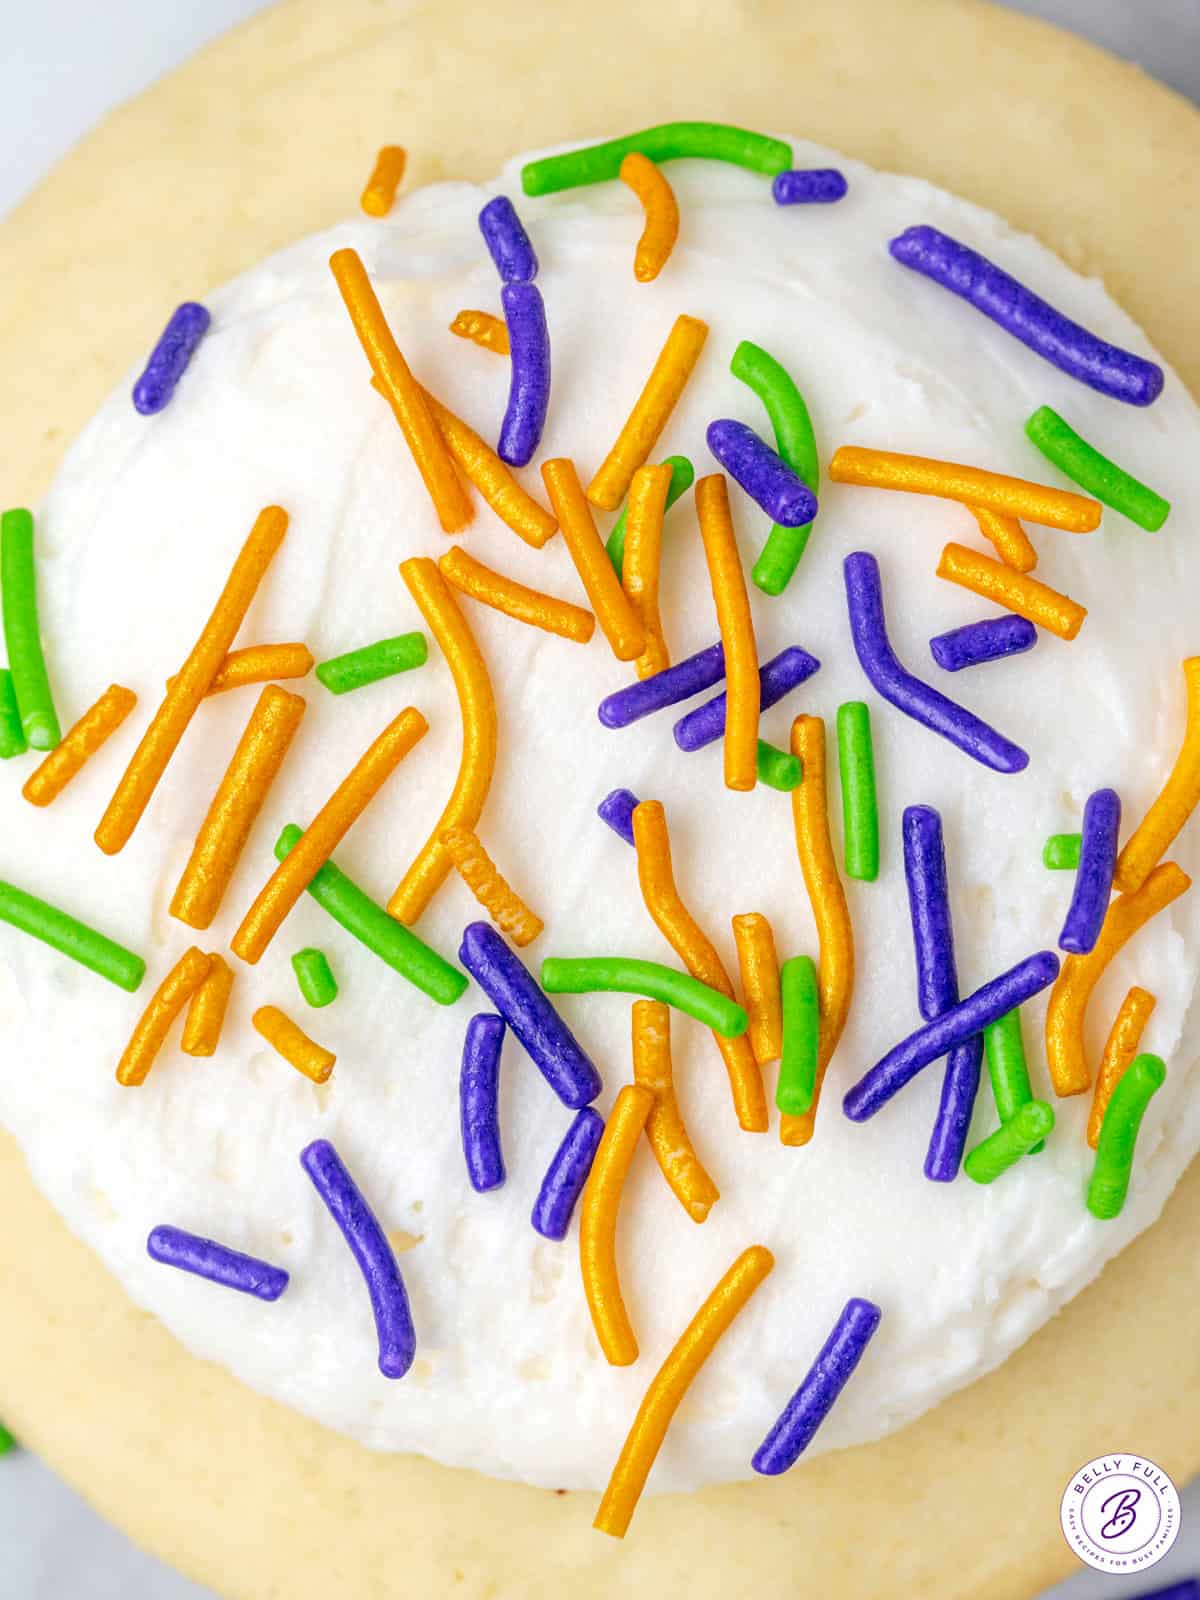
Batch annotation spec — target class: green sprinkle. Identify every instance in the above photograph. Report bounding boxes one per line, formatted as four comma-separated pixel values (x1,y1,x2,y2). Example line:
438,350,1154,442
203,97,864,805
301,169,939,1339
776,955,819,1114
1,509,60,750
315,632,427,695
1025,405,1170,532
964,1100,1055,1185
730,341,820,597
983,1008,1043,1153
1087,1052,1166,1219
274,825,467,1006
605,455,694,576
541,955,748,1037
0,1423,14,1455
291,947,338,1008
836,701,879,880
0,669,27,759
1043,832,1082,870
0,880,145,990
521,124,792,196
756,740,802,792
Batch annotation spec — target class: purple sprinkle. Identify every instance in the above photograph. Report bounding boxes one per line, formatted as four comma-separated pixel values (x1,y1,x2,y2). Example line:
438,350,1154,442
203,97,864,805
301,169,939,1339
929,614,1038,673
459,922,602,1108
598,640,725,729
146,1224,288,1302
1059,788,1121,956
598,787,639,846
771,168,848,205
674,645,820,753
889,226,1164,408
300,1138,416,1378
498,281,550,466
752,1298,882,1474
844,552,1028,774
460,1013,506,1192
132,302,211,415
478,195,538,284
925,1038,984,1184
531,1108,605,1240
843,950,1060,1123
706,418,818,526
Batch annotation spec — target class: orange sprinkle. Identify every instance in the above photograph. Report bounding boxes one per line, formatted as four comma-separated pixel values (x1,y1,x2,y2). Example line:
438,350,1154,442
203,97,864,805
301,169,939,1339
1045,862,1190,1096
541,458,647,662
1088,986,1157,1148
632,799,767,1132
388,559,497,925
695,474,759,792
631,999,719,1223
439,825,544,946
586,314,708,511
232,706,428,964
329,247,472,534
936,542,1087,641
23,684,136,808
594,1244,774,1538
360,145,407,217
170,685,306,931
1114,658,1200,895
828,446,1101,532
95,506,289,856
781,715,855,1146
580,1083,654,1366
167,643,314,697
438,545,594,644
622,462,673,679
252,1005,336,1084
619,152,681,283
970,507,1038,573
449,310,510,355
181,955,234,1058
116,947,212,1086
731,912,783,1065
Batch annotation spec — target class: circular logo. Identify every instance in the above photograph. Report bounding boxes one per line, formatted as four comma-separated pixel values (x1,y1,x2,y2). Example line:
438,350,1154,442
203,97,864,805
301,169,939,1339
1060,1453,1181,1574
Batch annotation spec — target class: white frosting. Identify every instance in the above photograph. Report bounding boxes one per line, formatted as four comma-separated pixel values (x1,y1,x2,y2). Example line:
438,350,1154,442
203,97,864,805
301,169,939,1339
2,138,1200,1493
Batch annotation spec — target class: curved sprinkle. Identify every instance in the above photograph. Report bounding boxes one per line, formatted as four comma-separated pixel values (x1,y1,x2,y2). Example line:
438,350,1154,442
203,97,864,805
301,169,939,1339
619,153,680,282
497,281,551,467
23,684,137,808
632,999,719,1222
1059,788,1121,955
440,825,544,947
292,947,337,1009
599,640,725,730
605,454,694,576
315,632,427,694
772,168,848,205
752,1297,881,1475
936,542,1086,641
252,1004,336,1084
132,302,211,414
673,646,821,752
0,880,145,992
478,195,538,284
1088,1053,1167,1218
460,1013,506,1193
449,309,510,355
1,509,60,750
621,463,673,678
1026,405,1170,531
696,474,760,791
1088,986,1156,1150
541,459,646,662
541,955,748,1038
147,1225,289,1302
829,446,1100,532
521,123,791,196
731,340,820,597
416,383,558,549
731,913,782,1066
964,1099,1055,1184
929,615,1037,672
597,787,640,846
531,1108,605,1239
181,954,234,1056
116,946,213,1086
776,954,819,1116
970,507,1038,573
300,1138,416,1379
706,419,818,527
580,1084,654,1365
984,1009,1038,1131
439,545,594,645
360,146,406,217
1114,658,1200,895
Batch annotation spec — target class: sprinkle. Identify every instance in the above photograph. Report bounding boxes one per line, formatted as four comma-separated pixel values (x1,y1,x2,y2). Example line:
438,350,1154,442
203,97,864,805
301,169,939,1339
605,455,694,576
731,913,782,1065
460,922,602,1107
0,1425,14,1455
836,701,879,882
116,947,213,1086
389,559,497,924
673,645,821,752
771,168,849,204
964,1100,1055,1184
439,545,594,645
275,825,467,1005
542,955,748,1037
631,800,767,1131
936,542,1087,641
478,195,538,283
232,707,426,964
522,123,792,196
22,684,137,807
131,302,211,414
598,640,725,729
619,152,680,282
168,642,314,697
0,880,145,991
984,1009,1036,1124
598,787,639,845
181,954,234,1056
415,384,558,548
1,509,60,750
542,459,646,661
300,1138,416,1378
581,1084,653,1365
587,314,709,510
776,955,820,1116
360,144,406,216
329,248,471,532
844,551,1028,774
622,463,673,677
1025,404,1170,529
730,340,820,598
706,419,818,527
828,447,1100,532
450,309,510,354
971,507,1038,573
695,474,760,792
752,1297,880,1474
843,950,1060,1122
1114,658,1200,894
315,633,428,694
1044,832,1082,870
1088,1053,1166,1218
147,1225,288,1301
889,226,1164,406
0,670,26,758
497,281,551,467
171,686,306,931
1059,788,1121,955
929,615,1038,672
631,999,719,1222
292,947,338,1009
756,742,803,791
1044,862,1189,1096
95,505,289,854
594,1244,774,1538
531,1108,605,1239
460,1013,506,1192
441,825,544,946
1089,987,1156,1149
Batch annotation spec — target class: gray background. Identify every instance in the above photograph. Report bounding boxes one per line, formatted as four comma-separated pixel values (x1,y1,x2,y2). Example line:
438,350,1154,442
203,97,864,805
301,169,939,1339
1,2,1198,1596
